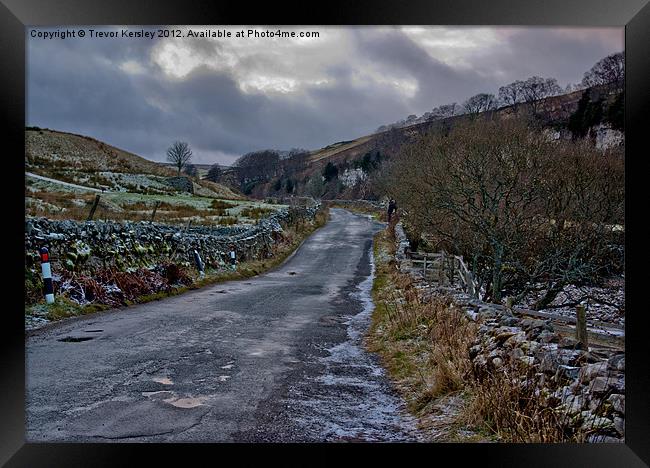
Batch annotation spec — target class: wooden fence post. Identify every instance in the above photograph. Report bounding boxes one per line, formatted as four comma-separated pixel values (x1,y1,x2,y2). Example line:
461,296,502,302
150,201,160,222
439,251,445,285
576,305,588,349
423,256,427,279
449,256,455,285
87,194,100,221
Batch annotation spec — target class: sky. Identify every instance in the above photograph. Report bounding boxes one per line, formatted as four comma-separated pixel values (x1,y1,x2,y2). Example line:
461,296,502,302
27,26,623,165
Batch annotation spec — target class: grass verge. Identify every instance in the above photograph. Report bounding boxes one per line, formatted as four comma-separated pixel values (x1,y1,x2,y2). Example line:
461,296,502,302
365,222,490,442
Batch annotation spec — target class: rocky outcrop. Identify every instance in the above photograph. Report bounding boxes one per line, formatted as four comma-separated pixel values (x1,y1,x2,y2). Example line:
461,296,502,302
340,168,367,188
593,124,624,150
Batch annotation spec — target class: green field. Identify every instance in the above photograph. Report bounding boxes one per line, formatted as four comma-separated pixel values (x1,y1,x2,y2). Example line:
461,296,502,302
26,175,286,225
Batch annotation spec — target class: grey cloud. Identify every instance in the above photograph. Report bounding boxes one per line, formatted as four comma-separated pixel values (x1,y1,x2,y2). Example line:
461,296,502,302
27,27,623,166
353,29,501,113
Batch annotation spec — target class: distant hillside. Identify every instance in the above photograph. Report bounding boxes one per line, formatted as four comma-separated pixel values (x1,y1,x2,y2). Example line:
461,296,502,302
231,83,623,200
25,128,243,199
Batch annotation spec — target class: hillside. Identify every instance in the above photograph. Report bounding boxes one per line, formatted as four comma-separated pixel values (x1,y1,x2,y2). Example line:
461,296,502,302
25,128,243,200
226,84,623,201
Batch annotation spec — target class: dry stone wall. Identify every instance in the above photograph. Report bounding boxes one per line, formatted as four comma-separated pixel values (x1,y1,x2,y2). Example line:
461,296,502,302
25,204,321,275
393,222,625,442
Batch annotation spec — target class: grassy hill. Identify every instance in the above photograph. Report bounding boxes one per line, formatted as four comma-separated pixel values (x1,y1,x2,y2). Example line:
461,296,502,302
25,127,242,200
23,128,291,226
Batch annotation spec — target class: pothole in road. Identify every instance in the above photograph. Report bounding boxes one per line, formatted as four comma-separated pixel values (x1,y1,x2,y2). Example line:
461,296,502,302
58,336,95,343
288,271,297,275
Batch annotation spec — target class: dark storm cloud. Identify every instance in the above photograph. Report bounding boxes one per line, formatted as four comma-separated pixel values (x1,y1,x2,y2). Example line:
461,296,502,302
353,28,500,112
27,27,623,165
468,28,624,86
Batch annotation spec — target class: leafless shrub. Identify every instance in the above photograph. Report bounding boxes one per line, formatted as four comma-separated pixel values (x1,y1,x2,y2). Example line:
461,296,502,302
382,118,624,305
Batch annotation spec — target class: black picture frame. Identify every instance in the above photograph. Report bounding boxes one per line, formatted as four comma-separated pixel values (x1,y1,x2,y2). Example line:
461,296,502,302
2,0,648,465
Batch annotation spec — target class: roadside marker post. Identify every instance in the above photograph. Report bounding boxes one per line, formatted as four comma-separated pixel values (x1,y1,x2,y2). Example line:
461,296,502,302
229,246,236,271
39,247,55,304
193,249,205,278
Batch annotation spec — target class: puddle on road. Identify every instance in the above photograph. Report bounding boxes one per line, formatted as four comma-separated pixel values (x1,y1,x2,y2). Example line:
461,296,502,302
58,336,94,343
142,389,207,409
142,390,174,398
152,377,174,385
285,251,423,442
163,396,207,408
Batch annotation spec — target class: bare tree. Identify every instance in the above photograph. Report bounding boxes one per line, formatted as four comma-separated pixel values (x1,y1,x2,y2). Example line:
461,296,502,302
462,93,497,116
281,148,310,175
428,103,459,120
498,80,525,111
233,149,280,187
383,119,624,304
166,141,193,176
520,76,563,115
582,52,624,90
205,164,223,183
305,174,325,198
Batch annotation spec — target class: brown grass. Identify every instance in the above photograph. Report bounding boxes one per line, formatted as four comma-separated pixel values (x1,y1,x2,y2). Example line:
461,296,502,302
240,206,274,219
461,359,570,442
210,199,234,210
367,226,477,430
368,223,607,443
25,191,245,225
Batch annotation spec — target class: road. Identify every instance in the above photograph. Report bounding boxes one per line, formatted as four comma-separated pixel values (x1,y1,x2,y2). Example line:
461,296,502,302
26,209,422,442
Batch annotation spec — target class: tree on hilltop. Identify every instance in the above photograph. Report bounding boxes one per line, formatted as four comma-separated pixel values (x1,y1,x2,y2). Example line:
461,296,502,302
463,93,497,116
520,76,562,115
166,141,193,176
498,80,525,111
205,164,223,183
582,52,624,90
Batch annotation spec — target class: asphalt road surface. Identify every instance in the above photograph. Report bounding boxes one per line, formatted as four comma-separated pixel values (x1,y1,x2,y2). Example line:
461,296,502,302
26,209,422,442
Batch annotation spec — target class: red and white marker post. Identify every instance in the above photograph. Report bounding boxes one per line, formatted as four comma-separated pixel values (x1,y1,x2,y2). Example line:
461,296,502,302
40,247,55,304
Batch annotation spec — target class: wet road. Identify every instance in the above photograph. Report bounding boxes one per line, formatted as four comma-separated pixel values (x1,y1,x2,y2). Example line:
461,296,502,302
26,209,422,442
